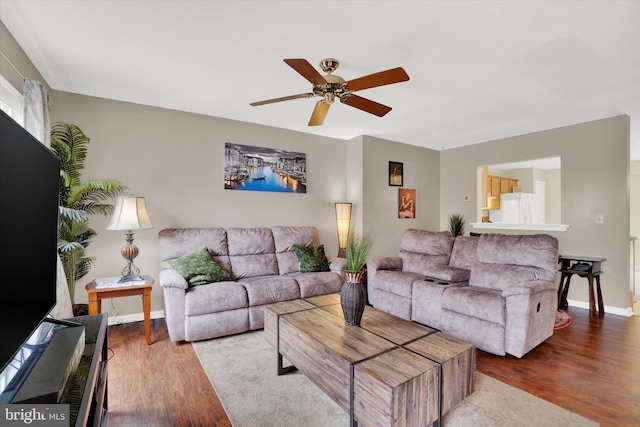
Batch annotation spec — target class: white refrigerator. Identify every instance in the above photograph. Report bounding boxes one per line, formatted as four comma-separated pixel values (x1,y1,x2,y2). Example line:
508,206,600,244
490,192,545,224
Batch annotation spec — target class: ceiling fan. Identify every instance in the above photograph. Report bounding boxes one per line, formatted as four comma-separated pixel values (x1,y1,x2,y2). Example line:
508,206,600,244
250,58,410,126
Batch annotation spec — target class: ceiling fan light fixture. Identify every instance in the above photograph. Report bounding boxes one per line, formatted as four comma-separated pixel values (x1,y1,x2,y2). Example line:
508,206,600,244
250,58,409,126
325,93,335,105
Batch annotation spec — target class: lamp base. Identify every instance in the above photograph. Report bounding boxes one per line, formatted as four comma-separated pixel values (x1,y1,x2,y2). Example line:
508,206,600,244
118,257,143,283
118,274,144,283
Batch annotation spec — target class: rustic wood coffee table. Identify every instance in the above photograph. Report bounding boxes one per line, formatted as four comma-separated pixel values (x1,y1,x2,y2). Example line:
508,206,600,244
264,294,475,427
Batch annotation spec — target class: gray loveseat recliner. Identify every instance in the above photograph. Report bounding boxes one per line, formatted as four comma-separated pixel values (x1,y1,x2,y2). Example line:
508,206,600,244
158,226,346,342
367,229,559,358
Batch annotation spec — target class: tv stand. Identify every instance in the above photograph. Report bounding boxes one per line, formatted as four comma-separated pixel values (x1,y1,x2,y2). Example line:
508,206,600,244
11,320,85,404
0,314,107,425
66,314,108,427
44,317,84,328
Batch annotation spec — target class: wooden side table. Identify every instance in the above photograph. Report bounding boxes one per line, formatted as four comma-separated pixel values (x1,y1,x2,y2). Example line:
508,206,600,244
85,275,155,344
557,256,606,317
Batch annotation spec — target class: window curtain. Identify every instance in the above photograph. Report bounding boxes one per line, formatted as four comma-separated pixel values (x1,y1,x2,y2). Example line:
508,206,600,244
22,79,74,319
22,79,51,147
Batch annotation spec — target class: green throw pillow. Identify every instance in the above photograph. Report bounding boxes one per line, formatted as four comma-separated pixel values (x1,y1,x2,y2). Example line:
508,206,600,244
169,247,231,286
292,244,330,273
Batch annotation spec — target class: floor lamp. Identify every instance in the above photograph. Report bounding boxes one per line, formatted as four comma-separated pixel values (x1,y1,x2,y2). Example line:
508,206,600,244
335,202,352,258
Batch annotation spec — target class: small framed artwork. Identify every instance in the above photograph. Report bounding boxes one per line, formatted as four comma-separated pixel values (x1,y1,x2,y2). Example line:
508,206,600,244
389,161,403,186
398,188,416,219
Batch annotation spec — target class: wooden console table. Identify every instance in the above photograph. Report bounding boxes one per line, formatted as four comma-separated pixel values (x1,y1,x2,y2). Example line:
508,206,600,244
557,255,606,317
85,275,154,344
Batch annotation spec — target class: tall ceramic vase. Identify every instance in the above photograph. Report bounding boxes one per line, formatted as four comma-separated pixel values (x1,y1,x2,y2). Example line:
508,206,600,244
340,270,367,326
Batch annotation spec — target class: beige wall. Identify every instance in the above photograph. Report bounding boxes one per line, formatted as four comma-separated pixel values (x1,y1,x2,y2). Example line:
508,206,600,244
50,91,349,315
48,98,638,316
441,116,631,312
48,96,441,315
545,169,561,224
362,136,440,258
631,161,640,270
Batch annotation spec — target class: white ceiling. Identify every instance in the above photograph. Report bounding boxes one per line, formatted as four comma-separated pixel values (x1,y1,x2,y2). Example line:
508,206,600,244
1,1,639,159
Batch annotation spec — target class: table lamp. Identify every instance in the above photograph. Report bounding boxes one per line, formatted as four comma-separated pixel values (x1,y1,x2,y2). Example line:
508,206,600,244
106,196,154,282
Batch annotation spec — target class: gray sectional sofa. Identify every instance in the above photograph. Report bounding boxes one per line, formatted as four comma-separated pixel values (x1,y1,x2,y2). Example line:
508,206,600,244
367,229,559,358
158,226,346,342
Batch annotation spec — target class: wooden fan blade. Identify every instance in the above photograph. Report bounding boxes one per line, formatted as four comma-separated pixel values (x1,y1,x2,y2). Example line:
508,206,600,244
341,94,392,117
250,93,314,106
346,67,410,92
284,59,328,86
308,101,330,126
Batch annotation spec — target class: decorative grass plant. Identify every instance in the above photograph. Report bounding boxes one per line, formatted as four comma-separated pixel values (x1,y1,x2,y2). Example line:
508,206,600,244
345,230,375,273
448,213,466,237
342,230,374,325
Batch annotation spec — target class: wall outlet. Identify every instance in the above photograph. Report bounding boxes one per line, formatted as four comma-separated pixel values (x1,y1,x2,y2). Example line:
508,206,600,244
463,195,470,201
595,213,604,224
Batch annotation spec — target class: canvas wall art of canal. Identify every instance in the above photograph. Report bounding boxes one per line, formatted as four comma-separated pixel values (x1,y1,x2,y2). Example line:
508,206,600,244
224,143,307,193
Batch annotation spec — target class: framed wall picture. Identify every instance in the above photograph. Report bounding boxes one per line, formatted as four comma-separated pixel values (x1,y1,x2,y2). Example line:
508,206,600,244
398,188,416,218
389,161,403,186
224,143,306,193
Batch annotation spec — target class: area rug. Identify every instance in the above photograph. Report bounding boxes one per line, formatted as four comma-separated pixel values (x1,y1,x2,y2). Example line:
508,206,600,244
192,330,598,427
554,309,573,329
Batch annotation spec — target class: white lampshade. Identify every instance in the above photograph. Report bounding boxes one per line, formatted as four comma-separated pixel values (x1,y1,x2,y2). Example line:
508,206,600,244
106,196,154,231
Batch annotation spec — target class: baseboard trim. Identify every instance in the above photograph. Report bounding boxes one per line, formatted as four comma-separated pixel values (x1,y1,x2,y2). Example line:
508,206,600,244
107,302,633,325
566,299,633,317
108,310,165,325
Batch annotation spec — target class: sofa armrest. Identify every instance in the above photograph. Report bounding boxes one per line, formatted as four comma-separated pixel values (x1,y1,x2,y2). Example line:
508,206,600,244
502,280,556,298
423,265,470,283
329,257,347,273
367,256,403,273
159,268,189,290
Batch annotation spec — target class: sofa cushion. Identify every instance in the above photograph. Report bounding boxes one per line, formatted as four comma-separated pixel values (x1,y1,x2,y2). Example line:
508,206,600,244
227,227,279,279
159,227,229,259
449,235,481,270
239,276,300,306
469,264,553,291
292,244,330,272
159,227,232,272
476,233,558,278
184,281,248,315
441,286,506,325
169,247,232,286
400,229,453,254
400,229,453,274
369,270,423,298
284,271,343,298
272,226,321,274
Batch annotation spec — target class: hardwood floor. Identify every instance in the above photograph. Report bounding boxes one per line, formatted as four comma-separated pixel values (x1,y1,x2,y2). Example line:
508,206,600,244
106,308,640,427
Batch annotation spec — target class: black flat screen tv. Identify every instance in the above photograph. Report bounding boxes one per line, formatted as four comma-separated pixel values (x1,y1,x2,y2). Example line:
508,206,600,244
0,109,61,373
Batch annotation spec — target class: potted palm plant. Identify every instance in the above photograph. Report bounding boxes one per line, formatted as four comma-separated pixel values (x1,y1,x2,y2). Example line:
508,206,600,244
341,230,375,326
50,123,127,309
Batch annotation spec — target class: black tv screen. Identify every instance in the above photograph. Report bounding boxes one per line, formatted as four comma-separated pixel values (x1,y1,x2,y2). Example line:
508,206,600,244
0,109,60,373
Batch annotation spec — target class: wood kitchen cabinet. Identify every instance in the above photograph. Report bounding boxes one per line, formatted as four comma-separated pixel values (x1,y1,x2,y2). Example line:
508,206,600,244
482,166,518,210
